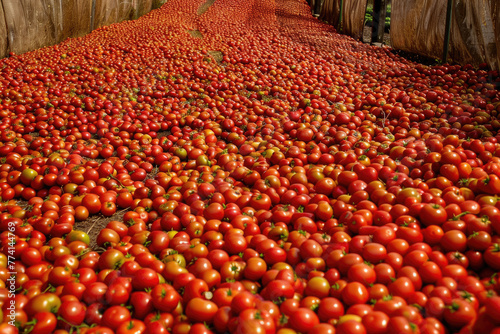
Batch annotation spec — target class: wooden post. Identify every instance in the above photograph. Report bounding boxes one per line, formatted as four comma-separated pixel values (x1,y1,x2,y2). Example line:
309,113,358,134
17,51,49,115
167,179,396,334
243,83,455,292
371,0,387,44
338,0,344,32
442,0,454,63
90,0,96,32
314,0,324,16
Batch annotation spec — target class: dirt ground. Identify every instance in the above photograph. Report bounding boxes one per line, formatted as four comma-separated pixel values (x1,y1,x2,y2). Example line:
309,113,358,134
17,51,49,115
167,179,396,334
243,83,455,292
362,25,391,46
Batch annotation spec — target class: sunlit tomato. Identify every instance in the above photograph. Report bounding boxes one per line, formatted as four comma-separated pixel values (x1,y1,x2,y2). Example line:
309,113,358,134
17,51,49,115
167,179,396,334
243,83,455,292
58,300,86,327
98,249,125,270
261,279,295,302
25,293,61,316
185,297,218,323
101,305,131,331
336,319,366,334
443,298,477,329
248,193,272,210
347,263,377,286
288,308,320,333
388,277,415,299
362,311,389,334
151,283,181,313
315,177,336,196
28,312,58,334
317,297,344,321
116,319,147,334
342,282,369,306
82,193,102,215
419,203,447,226
484,243,500,270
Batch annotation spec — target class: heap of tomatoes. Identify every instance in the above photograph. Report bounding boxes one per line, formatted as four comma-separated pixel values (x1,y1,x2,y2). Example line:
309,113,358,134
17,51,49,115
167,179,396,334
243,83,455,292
1,0,500,333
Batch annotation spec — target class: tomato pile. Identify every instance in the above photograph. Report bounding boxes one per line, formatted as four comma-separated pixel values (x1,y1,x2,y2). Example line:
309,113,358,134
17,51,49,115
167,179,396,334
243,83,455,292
1,0,500,333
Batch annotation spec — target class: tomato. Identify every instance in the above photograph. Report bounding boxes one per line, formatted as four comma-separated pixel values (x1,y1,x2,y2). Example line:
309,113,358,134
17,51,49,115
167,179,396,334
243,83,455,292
342,282,369,306
419,204,448,226
484,243,500,270
185,297,218,323
145,320,169,334
362,311,389,334
101,305,131,330
317,297,344,321
373,294,407,317
440,230,467,253
243,257,268,280
248,193,272,211
101,201,116,217
58,300,86,327
151,283,181,313
104,281,130,306
237,308,276,334
82,193,102,215
288,308,320,333
347,263,376,286
223,233,248,256
443,298,477,329
66,230,90,245
230,290,258,315
96,228,120,247
315,177,336,196
261,279,295,302
132,268,160,290
0,323,18,334
336,319,367,334
388,277,415,299
25,293,61,316
98,249,125,270
116,319,147,334
386,316,417,334
27,312,58,334
305,276,331,298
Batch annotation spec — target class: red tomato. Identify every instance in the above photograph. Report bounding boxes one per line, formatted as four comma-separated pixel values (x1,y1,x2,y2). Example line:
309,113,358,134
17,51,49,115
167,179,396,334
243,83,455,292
484,243,500,270
443,298,477,329
82,193,102,215
342,282,369,306
185,297,218,323
101,305,131,330
419,204,447,226
362,311,390,334
132,268,160,291
116,319,147,334
27,312,58,334
151,284,181,313
58,300,86,327
288,308,320,333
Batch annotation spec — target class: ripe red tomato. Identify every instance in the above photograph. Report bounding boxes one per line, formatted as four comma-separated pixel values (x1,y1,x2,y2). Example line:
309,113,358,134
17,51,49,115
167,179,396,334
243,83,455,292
151,283,181,312
419,204,448,226
443,298,477,329
27,312,58,334
58,300,86,327
101,305,131,330
185,297,218,323
288,308,320,333
341,282,369,306
362,311,389,334
25,293,61,316
484,243,500,270
81,193,102,215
